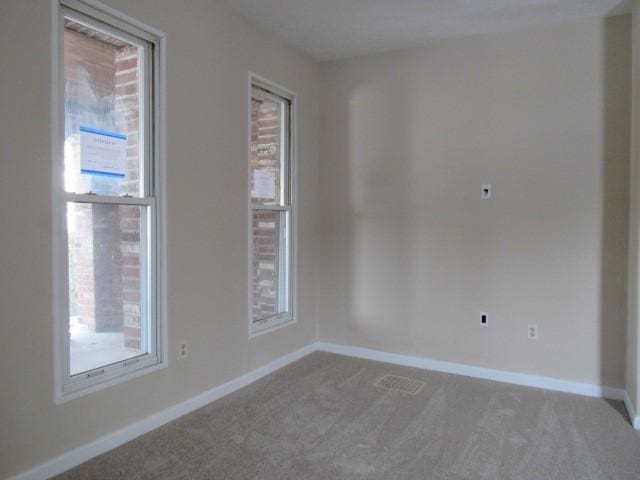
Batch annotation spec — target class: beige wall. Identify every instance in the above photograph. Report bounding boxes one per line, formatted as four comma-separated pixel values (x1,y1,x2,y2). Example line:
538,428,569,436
0,0,319,477
0,2,634,477
318,17,631,388
628,0,640,418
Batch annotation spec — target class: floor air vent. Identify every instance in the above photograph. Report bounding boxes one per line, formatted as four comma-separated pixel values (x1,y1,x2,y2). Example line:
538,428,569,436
373,374,425,395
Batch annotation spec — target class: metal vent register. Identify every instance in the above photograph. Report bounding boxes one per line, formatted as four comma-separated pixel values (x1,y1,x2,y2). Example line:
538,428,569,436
373,374,425,395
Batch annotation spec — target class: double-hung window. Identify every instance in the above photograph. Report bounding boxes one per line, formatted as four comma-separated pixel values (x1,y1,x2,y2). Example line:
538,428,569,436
249,76,296,335
54,0,165,401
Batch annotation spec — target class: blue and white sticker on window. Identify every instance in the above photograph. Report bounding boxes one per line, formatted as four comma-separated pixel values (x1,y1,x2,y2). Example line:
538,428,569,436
80,126,127,178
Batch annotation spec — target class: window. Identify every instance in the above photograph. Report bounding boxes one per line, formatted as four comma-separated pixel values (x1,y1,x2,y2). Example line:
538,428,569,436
54,0,165,401
249,76,296,335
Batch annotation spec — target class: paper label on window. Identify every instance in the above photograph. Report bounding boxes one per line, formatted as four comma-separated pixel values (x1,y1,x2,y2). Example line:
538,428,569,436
80,126,127,178
253,169,276,199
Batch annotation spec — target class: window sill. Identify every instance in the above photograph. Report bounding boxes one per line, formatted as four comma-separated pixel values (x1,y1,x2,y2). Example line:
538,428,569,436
55,356,167,404
249,314,296,338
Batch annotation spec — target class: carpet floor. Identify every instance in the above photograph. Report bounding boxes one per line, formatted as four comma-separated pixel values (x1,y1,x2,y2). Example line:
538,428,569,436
54,352,640,479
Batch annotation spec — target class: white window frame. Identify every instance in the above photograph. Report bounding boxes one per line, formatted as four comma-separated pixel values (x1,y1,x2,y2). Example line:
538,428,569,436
52,0,167,403
248,73,297,337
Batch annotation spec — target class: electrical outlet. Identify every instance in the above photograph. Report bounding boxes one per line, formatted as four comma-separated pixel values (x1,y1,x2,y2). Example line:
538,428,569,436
527,324,538,340
480,312,489,326
178,340,188,359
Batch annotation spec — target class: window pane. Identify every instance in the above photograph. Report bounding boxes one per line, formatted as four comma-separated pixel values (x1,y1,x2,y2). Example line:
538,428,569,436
252,209,289,322
64,18,144,197
250,87,287,206
67,202,147,375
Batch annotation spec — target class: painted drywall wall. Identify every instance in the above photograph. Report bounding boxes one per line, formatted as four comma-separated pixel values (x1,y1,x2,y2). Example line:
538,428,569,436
628,0,640,419
0,0,319,477
318,17,631,388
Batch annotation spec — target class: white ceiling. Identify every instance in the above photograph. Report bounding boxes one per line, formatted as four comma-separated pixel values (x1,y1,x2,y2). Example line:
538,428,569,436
224,0,630,61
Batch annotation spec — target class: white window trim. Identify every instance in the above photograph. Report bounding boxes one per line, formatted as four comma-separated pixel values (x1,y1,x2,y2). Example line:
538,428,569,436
51,0,167,404
248,73,298,338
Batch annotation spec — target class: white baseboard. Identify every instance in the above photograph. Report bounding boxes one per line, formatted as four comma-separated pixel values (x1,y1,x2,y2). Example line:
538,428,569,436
8,340,638,480
624,390,640,429
7,343,316,480
315,342,627,401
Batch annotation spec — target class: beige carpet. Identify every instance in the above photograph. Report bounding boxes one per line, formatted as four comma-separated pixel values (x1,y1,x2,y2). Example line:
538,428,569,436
54,352,640,479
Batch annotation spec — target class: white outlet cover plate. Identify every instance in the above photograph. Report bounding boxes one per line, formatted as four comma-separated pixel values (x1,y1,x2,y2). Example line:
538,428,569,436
179,341,188,358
